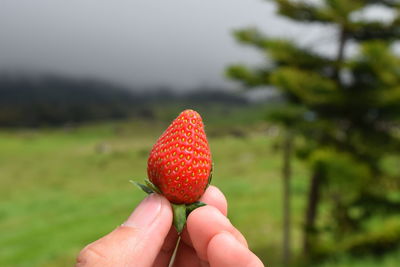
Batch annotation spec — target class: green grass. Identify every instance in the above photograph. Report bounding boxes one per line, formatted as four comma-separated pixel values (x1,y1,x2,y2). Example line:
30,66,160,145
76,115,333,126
0,108,399,266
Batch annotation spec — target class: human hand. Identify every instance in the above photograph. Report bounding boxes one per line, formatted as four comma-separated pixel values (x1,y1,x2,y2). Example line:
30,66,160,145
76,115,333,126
76,185,264,267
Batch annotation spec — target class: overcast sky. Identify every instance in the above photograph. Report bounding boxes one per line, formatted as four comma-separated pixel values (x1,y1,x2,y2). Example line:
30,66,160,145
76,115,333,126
1,0,387,90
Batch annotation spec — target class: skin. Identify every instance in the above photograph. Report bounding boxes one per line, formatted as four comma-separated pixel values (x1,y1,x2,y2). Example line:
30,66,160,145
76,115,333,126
76,186,264,267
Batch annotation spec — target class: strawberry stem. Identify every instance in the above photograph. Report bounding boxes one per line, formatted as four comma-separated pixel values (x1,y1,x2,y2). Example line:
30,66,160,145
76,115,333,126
131,180,207,233
168,235,181,267
172,204,187,233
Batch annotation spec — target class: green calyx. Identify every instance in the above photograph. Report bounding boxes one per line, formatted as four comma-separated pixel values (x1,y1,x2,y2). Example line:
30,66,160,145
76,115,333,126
130,179,206,233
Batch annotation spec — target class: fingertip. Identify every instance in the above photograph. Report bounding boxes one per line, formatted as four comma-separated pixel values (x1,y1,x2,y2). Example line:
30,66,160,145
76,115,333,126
200,185,228,216
123,193,172,230
186,205,248,261
208,232,264,267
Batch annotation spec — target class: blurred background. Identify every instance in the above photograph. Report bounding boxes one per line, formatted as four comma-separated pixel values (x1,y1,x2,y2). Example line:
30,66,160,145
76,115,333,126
1,0,400,266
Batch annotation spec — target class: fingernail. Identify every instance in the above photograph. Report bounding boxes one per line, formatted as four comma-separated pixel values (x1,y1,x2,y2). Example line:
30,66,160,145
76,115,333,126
123,194,162,229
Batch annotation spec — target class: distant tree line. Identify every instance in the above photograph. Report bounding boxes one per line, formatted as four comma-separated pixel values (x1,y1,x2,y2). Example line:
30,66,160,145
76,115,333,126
0,74,248,127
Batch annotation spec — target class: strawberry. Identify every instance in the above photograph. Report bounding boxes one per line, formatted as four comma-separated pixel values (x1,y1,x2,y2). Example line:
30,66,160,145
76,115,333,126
132,109,213,233
147,109,212,204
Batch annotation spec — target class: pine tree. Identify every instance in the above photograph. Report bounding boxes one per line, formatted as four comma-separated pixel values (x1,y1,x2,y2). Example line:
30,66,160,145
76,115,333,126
227,0,400,261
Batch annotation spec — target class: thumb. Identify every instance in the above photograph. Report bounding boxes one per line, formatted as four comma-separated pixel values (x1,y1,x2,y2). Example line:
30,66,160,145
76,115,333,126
77,194,173,267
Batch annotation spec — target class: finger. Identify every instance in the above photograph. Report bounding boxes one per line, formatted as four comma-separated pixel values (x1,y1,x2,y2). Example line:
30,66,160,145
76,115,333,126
208,232,264,267
181,185,228,248
187,205,248,261
199,185,228,216
77,194,172,267
152,185,228,266
152,227,179,267
173,241,207,267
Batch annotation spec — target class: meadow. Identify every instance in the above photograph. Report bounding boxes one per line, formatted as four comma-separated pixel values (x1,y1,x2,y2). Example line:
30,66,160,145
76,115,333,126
1,105,399,266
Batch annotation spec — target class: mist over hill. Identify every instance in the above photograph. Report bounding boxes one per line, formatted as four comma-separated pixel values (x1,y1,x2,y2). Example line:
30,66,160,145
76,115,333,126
0,74,251,127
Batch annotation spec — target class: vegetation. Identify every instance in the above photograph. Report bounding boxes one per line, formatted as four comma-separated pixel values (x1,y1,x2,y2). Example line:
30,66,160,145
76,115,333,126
227,0,400,263
2,1,400,265
0,107,399,266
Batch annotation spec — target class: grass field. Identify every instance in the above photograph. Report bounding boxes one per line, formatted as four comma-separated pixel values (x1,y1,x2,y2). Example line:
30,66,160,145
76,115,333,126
1,106,399,266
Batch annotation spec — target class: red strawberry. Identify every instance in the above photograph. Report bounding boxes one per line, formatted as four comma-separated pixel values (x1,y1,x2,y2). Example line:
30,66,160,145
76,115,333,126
147,109,212,204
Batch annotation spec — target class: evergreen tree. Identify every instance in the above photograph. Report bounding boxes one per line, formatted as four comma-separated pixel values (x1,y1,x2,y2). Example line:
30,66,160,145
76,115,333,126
227,0,400,261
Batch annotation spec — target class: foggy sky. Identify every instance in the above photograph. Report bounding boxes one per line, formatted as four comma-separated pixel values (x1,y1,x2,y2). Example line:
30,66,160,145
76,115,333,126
1,0,388,90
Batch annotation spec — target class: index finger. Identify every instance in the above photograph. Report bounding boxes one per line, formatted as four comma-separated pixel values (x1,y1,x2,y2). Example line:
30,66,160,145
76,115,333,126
180,185,228,247
153,185,227,266
200,185,228,216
